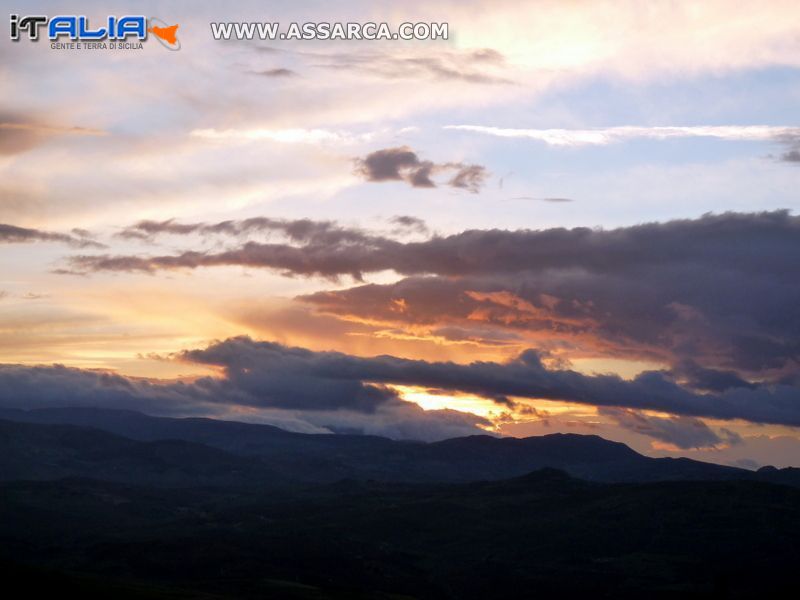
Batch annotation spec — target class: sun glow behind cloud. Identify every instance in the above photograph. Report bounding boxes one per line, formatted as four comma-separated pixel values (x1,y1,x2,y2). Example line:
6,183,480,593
390,384,594,430
390,384,507,422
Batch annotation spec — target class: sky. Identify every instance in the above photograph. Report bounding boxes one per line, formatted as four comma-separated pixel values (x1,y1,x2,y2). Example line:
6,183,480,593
1,0,800,468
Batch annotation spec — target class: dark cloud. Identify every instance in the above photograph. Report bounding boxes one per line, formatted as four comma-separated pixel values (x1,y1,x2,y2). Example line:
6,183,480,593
175,337,800,427
2,337,799,435
301,265,798,378
389,215,429,235
672,360,757,393
91,210,799,280
0,353,490,441
355,147,487,192
599,407,743,450
253,68,297,77
180,337,399,412
0,364,203,416
357,147,429,184
772,133,800,164
64,211,800,379
449,165,487,193
781,148,800,163
0,223,103,248
116,216,372,244
116,219,208,240
79,216,410,280
296,211,800,378
407,161,436,188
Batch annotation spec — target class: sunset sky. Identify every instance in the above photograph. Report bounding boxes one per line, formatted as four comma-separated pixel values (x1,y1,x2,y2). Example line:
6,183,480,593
2,0,800,467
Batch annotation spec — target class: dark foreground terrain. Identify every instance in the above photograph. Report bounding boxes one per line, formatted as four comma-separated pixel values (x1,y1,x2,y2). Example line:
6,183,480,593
1,408,799,598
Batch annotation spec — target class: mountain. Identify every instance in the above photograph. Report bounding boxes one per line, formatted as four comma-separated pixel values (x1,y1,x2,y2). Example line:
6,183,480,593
2,409,800,597
0,419,285,488
0,407,792,487
755,464,800,487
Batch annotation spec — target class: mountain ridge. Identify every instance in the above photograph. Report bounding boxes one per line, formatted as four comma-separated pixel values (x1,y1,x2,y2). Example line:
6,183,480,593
0,407,796,488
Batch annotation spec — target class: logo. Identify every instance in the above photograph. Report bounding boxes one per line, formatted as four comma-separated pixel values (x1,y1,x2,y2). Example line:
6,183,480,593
148,17,180,51
10,14,180,50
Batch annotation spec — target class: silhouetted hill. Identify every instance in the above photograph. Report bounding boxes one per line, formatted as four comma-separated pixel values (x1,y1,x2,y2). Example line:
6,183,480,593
0,419,285,488
1,471,799,598
2,410,800,597
756,465,800,487
0,407,778,486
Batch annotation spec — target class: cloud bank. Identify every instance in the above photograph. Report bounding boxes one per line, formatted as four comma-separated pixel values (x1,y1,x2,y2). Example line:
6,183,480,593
599,407,742,450
0,355,489,442
0,337,798,438
64,211,800,383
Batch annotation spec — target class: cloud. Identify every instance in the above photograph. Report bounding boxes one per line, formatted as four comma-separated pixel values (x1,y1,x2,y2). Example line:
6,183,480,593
179,337,400,412
175,337,800,428
445,124,799,167
0,291,49,301
0,354,490,442
312,404,492,440
445,124,800,147
511,197,574,203
389,215,429,235
356,147,432,185
672,360,757,393
63,211,800,379
449,164,488,193
83,210,799,280
294,211,800,378
116,216,373,244
252,68,297,77
0,223,103,248
190,127,368,145
355,147,488,192
0,117,106,155
4,336,798,431
306,47,511,85
782,149,800,162
599,407,742,449
429,325,523,347
777,135,800,163
0,363,203,416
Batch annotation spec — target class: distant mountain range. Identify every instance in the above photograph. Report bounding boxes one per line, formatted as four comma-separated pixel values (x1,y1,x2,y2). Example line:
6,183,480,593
1,406,798,488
